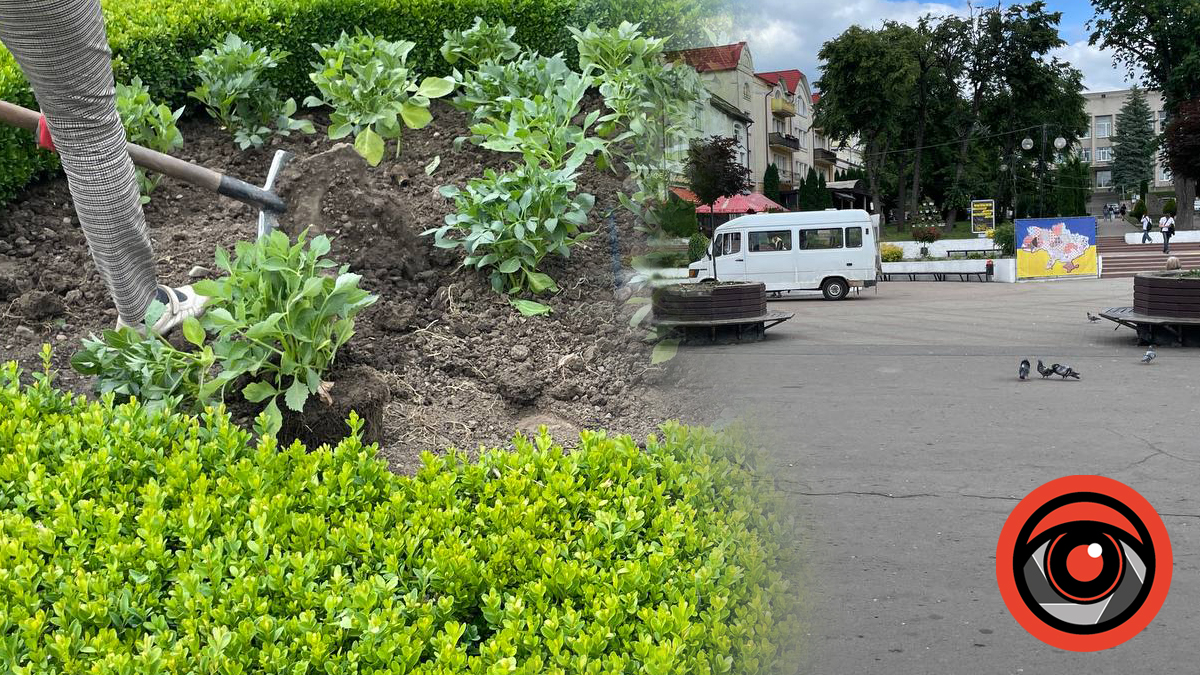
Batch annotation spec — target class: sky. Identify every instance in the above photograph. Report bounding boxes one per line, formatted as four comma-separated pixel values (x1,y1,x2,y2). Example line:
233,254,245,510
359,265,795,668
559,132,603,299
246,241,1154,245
726,0,1137,93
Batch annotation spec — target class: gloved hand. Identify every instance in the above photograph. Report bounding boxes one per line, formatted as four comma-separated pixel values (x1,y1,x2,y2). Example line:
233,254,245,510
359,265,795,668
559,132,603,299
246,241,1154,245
36,114,56,152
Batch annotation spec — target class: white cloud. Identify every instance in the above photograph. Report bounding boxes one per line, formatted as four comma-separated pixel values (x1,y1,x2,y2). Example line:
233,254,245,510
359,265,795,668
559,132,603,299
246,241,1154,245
726,0,1136,95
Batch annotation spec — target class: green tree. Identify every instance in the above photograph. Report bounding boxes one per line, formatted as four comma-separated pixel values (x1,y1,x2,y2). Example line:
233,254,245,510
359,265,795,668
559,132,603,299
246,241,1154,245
1111,87,1157,202
798,166,822,211
685,135,751,278
817,173,832,209
1090,0,1200,228
1164,99,1200,185
1050,155,1090,216
763,163,782,204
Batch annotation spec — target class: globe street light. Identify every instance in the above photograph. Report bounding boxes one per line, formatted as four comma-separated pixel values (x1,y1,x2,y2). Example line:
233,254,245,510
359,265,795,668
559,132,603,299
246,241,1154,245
1054,136,1067,151
1021,138,1034,151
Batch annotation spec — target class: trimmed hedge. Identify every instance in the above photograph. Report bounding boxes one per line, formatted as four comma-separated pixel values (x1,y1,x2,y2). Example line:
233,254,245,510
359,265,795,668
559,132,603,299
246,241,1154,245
1,0,714,205
0,360,798,674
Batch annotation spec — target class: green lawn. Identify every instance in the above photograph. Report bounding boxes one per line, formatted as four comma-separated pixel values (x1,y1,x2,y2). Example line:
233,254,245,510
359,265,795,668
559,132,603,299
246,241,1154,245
878,220,985,242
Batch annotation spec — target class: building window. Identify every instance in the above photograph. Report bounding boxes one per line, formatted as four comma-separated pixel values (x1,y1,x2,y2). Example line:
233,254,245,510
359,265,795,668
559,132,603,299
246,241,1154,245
797,129,806,148
1096,170,1112,188
748,230,793,252
743,83,750,101
1080,147,1091,163
1095,115,1112,138
733,124,747,167
1094,146,1112,163
1159,164,1172,182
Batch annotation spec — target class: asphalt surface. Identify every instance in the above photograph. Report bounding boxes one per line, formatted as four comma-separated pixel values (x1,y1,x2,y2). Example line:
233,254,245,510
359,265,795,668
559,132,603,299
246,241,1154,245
671,278,1200,673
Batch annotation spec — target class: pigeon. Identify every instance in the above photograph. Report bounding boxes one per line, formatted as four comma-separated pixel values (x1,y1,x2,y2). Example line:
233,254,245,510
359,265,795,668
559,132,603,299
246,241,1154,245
1050,363,1081,379
1141,347,1156,364
1036,360,1054,378
1019,359,1030,380
1087,312,1101,322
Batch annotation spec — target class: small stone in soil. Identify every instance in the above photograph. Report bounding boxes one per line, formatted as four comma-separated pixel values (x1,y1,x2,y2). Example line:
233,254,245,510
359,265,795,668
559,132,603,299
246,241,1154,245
64,289,82,304
189,265,213,278
510,345,530,362
14,326,36,340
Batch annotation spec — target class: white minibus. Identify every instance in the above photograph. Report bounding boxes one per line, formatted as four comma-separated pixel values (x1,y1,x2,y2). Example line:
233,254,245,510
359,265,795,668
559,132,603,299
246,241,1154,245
688,210,881,300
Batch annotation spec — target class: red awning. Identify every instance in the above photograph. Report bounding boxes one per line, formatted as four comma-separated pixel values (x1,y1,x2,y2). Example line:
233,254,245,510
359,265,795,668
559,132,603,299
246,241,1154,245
670,188,786,214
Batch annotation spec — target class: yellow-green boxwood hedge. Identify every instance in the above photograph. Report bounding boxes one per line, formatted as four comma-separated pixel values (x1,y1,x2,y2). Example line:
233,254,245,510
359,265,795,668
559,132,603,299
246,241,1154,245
0,361,798,674
0,0,716,205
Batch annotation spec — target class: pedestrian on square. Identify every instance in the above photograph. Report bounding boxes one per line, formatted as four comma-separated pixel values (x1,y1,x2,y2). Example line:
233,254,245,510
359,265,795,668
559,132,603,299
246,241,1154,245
1160,212,1176,254
1141,212,1153,243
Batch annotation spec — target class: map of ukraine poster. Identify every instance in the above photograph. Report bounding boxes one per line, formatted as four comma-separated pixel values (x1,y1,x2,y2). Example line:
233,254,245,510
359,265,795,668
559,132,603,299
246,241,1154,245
1015,216,1098,279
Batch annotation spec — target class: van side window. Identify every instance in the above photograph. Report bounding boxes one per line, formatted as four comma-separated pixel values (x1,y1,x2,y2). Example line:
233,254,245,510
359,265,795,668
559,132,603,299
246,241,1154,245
718,232,741,256
846,227,863,248
798,228,844,250
748,230,792,252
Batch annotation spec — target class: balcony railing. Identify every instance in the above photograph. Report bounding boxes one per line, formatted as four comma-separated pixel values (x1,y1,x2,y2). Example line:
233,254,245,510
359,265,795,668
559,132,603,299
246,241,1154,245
771,97,796,117
814,148,837,164
776,167,795,185
769,132,800,152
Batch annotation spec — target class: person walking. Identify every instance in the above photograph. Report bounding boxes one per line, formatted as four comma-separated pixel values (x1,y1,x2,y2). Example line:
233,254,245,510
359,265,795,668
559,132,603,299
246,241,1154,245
1160,212,1176,254
0,0,207,335
1141,212,1154,244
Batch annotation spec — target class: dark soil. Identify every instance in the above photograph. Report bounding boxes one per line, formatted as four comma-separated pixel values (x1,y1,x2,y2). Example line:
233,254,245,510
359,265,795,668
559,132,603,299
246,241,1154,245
0,100,699,472
280,363,390,450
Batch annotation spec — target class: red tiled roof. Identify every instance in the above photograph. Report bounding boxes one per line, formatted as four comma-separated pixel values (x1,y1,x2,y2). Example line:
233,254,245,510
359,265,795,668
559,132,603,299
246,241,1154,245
666,42,746,72
755,69,804,95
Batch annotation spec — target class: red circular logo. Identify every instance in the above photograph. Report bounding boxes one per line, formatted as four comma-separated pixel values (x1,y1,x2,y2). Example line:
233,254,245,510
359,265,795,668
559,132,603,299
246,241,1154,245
996,475,1172,651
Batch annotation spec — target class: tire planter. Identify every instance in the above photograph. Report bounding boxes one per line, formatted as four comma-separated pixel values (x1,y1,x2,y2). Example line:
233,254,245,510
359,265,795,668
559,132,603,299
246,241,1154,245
652,282,767,321
1134,272,1200,318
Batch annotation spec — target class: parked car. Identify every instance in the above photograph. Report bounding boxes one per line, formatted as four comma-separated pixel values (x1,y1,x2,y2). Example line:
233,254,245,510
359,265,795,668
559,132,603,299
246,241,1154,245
688,210,880,300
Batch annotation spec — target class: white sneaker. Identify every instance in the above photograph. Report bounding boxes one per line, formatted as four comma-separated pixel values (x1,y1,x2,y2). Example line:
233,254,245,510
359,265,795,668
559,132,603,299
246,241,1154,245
116,285,210,336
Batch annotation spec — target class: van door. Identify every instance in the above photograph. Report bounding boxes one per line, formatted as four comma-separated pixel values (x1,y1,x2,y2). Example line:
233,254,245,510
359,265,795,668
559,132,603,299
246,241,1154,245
713,230,745,280
843,224,873,281
744,228,795,290
796,226,844,289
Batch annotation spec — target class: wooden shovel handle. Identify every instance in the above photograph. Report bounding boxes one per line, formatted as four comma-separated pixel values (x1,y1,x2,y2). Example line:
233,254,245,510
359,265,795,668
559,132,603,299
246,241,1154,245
0,100,285,213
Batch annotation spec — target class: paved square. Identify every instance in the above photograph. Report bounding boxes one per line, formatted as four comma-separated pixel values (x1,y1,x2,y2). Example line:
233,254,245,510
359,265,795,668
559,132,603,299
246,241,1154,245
673,279,1200,672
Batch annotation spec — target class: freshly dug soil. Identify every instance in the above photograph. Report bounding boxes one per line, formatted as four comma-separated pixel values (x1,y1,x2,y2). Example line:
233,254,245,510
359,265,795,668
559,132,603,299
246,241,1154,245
0,100,699,472
280,364,391,450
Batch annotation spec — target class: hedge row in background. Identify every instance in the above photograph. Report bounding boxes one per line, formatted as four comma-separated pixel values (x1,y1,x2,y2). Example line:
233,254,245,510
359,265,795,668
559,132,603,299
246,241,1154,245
0,0,721,206
0,360,799,674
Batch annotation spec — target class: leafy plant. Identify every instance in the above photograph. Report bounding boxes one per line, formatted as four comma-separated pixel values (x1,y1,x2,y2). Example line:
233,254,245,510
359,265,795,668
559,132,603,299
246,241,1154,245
687,231,710,263
911,226,943,244
450,52,575,126
194,230,377,433
880,243,904,262
993,221,1016,257
115,76,184,203
0,362,801,675
440,16,522,67
307,32,455,166
70,320,221,413
188,33,313,149
1133,199,1147,220
570,21,666,136
428,161,595,297
1163,197,1177,216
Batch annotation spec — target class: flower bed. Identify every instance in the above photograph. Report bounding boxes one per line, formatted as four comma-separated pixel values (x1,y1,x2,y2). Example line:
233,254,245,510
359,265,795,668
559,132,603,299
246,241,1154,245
0,363,798,674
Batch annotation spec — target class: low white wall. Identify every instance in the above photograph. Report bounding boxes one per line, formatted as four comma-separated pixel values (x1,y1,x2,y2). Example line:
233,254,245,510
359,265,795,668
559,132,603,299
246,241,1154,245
994,258,1016,283
884,238,996,258
1123,231,1200,244
883,260,988,274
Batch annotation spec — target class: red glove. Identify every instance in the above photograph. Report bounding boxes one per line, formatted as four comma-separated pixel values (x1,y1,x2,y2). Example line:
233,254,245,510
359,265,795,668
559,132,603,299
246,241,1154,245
36,114,56,153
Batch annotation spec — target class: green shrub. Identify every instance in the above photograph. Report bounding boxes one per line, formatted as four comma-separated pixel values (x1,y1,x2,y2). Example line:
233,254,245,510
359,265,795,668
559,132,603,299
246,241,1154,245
1163,198,1177,216
880,243,903,262
188,33,313,149
993,221,1016,257
115,76,184,203
307,32,455,166
688,231,710,263
0,362,798,675
440,16,522,68
655,195,699,238
1133,199,1147,221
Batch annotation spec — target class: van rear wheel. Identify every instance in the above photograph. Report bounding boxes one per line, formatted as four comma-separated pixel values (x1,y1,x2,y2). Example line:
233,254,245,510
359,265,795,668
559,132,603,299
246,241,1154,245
821,277,848,301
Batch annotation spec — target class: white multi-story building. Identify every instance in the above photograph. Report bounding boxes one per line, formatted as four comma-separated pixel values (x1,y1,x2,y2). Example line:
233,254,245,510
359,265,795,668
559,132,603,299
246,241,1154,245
1080,88,1174,193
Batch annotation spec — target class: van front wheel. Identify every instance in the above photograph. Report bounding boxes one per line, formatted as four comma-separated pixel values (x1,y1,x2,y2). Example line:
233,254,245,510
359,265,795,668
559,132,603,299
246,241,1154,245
821,277,848,301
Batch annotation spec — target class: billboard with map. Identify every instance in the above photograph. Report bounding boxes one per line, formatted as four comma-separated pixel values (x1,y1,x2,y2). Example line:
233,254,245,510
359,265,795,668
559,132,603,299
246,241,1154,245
1015,217,1098,279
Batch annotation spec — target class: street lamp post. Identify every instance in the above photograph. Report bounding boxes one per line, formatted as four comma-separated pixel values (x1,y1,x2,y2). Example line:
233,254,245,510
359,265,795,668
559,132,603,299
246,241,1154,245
1021,126,1068,218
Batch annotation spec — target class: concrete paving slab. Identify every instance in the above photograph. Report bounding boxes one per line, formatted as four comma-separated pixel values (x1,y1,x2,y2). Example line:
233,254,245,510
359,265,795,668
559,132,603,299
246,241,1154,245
667,278,1200,672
